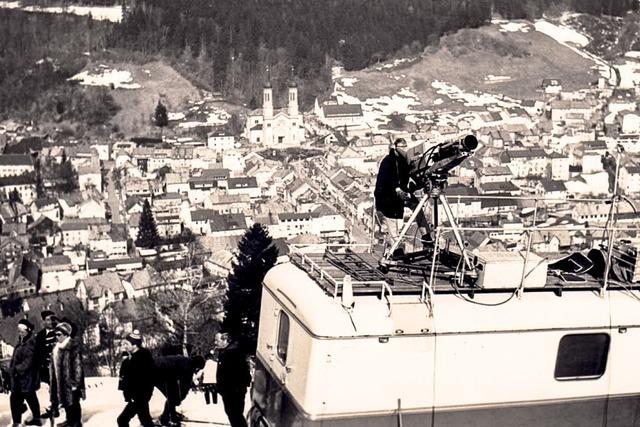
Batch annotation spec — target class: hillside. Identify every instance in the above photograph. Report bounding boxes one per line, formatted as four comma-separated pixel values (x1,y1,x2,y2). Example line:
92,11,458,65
341,20,598,111
83,61,202,136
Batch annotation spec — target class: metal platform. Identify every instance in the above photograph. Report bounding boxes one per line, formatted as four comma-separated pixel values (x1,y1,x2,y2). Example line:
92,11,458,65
289,248,640,298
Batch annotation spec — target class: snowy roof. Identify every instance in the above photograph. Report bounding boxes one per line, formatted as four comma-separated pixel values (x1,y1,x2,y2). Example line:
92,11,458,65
83,272,125,299
130,265,164,290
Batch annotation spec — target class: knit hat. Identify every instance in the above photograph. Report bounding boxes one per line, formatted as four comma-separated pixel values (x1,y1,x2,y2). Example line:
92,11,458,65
18,319,34,332
126,329,142,346
41,310,57,321
55,322,72,337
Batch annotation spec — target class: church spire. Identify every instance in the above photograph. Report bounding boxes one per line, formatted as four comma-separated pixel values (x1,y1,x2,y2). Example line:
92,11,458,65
288,66,298,117
263,66,273,119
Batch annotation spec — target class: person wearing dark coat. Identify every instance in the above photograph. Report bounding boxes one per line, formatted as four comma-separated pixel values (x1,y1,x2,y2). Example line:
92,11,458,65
374,138,430,252
35,310,57,385
215,333,251,427
49,322,85,427
155,354,205,425
9,318,42,427
117,330,156,427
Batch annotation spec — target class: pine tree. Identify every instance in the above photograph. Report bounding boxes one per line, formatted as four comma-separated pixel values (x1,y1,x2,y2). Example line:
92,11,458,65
57,151,79,194
222,223,279,355
154,100,169,139
8,188,22,204
136,199,160,249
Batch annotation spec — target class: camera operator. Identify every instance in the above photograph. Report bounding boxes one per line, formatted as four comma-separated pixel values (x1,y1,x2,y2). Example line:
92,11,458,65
374,138,431,255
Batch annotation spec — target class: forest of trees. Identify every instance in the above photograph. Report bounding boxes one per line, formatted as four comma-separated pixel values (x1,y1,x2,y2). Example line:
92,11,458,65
0,0,637,121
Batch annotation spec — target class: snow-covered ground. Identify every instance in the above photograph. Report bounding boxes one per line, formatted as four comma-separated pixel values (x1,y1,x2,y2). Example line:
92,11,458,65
331,81,432,129
492,19,531,33
177,106,230,129
375,58,412,71
534,20,590,47
0,377,246,426
0,1,122,22
68,67,141,90
534,16,640,88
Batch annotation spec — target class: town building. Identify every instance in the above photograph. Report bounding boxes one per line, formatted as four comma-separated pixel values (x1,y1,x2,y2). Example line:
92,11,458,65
244,81,305,146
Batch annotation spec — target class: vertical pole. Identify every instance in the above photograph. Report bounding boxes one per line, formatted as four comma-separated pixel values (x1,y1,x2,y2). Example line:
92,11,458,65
517,198,538,299
602,147,622,297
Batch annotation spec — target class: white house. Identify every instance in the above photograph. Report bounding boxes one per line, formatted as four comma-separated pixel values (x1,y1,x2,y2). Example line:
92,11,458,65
78,163,102,190
78,198,106,220
549,151,570,181
207,130,235,151
620,166,640,195
542,79,562,95
622,113,640,134
0,154,34,178
31,198,61,222
609,89,636,114
227,177,261,200
536,179,568,205
315,100,364,129
78,272,127,311
0,174,36,205
61,221,90,247
500,148,548,178
40,255,77,293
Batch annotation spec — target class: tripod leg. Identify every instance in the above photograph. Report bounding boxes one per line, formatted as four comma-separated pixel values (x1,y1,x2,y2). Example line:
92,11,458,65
385,193,431,260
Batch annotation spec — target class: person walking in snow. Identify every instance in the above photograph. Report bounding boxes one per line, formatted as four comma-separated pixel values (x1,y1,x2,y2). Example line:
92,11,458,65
197,350,218,405
9,318,42,427
35,310,58,385
117,330,156,427
49,322,85,427
36,310,60,419
215,332,251,427
155,354,205,425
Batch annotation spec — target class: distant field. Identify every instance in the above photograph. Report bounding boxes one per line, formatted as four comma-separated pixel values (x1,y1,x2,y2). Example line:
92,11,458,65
345,22,599,108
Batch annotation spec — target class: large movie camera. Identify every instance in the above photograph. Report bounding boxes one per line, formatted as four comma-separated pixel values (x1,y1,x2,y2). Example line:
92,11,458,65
408,135,478,195
382,134,478,266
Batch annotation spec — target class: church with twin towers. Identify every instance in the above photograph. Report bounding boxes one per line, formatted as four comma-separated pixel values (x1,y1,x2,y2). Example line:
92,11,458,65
244,78,305,146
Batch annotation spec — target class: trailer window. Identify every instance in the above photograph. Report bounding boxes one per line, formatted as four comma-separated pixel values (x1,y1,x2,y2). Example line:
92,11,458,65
277,311,290,364
555,333,610,380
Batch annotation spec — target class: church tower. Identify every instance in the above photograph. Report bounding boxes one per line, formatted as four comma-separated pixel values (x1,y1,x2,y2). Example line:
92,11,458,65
263,81,273,120
288,81,298,118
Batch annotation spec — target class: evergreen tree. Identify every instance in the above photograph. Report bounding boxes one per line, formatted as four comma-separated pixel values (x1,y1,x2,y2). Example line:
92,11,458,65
136,199,160,249
222,223,279,356
58,151,79,194
8,188,22,204
153,100,169,138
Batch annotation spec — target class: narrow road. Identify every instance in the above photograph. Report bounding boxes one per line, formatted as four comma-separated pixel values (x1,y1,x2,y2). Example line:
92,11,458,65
104,161,123,224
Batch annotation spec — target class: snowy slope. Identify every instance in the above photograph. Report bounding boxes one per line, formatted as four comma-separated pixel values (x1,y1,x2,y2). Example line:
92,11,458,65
0,377,249,426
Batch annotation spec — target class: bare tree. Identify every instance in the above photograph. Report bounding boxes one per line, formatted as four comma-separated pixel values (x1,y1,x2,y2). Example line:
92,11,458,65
142,236,222,355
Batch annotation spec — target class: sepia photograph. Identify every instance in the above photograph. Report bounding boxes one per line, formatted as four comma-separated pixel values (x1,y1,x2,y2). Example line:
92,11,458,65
0,0,640,425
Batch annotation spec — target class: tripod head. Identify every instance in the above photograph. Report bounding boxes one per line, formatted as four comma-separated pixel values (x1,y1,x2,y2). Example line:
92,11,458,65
409,135,478,194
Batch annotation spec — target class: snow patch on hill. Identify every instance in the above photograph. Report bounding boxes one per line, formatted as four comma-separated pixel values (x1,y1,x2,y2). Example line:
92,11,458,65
68,67,141,89
493,20,531,33
0,1,122,22
535,20,590,47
